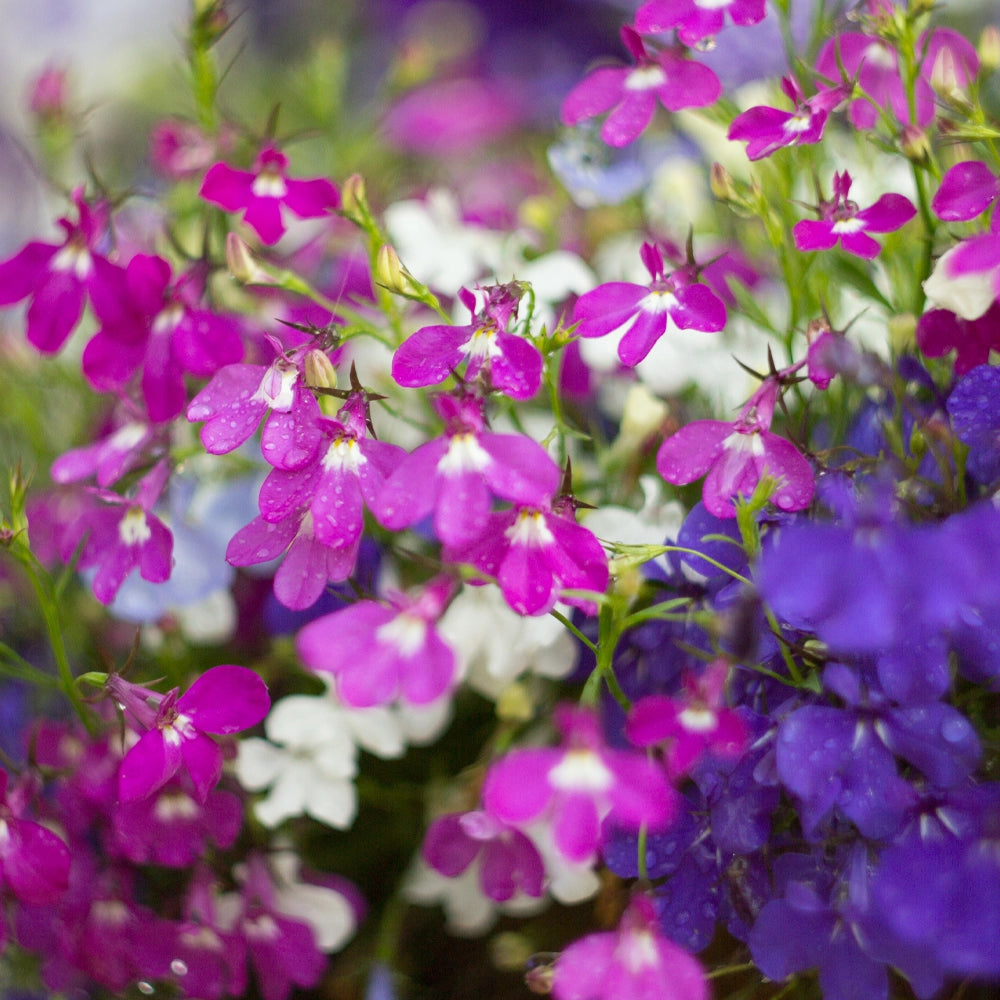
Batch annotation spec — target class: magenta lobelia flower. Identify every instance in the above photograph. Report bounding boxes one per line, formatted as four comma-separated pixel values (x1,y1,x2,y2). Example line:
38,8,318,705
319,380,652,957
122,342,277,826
634,0,767,47
0,188,126,354
107,663,269,803
296,576,458,707
0,770,71,905
572,241,726,366
561,26,720,147
792,171,915,260
422,810,545,902
626,660,748,780
51,418,160,488
371,392,561,548
392,282,543,400
728,77,847,161
916,302,1000,376
74,460,174,604
187,339,322,467
932,160,999,222
482,705,676,864
444,493,609,617
81,255,244,422
656,376,814,518
552,894,707,1000
200,144,340,245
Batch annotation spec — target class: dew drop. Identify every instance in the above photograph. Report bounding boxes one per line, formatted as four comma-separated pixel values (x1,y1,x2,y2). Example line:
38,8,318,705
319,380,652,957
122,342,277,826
171,959,189,976
695,35,716,52
941,716,969,743
137,983,155,996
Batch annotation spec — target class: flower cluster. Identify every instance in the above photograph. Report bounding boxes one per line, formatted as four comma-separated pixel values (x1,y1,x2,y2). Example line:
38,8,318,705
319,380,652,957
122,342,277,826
2,0,1000,998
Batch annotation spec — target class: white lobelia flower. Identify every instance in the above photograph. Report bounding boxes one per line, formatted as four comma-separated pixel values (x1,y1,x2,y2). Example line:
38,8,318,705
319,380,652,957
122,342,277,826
269,851,358,953
234,690,407,829
438,586,575,701
923,243,999,321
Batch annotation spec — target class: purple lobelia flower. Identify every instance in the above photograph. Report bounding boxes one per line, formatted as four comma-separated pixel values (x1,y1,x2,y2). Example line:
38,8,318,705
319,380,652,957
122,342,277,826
187,338,323,468
107,663,270,803
199,144,340,245
657,376,814,518
371,392,561,548
296,575,458,707
634,0,767,47
728,77,847,161
483,705,677,864
51,417,161,488
0,188,126,354
0,770,71,905
422,810,545,902
74,460,174,604
392,282,542,399
561,26,720,147
571,241,726,367
552,894,707,1000
947,362,1000,483
793,171,915,260
82,255,244,422
443,491,609,617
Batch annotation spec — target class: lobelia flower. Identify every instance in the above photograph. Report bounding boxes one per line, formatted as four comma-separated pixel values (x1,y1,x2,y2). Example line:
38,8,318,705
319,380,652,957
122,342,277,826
947,363,1000,484
792,171,915,260
571,241,726,367
199,144,340,245
551,894,707,1000
727,76,847,160
561,26,721,148
107,663,270,803
626,659,749,779
74,459,174,604
0,770,71,906
51,417,161,488
392,282,542,399
443,491,609,616
371,392,561,548
482,704,676,864
421,809,546,903
81,254,244,422
187,339,323,467
916,301,1000,376
656,376,815,518
634,0,767,47
931,160,999,223
0,187,126,354
296,575,459,708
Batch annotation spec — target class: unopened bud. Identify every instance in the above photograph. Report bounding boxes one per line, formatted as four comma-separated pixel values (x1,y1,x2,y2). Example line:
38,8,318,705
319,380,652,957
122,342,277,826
340,173,368,223
225,233,275,285
899,124,931,163
888,312,917,352
496,682,533,723
617,384,668,451
375,244,424,298
303,348,338,391
710,162,739,203
979,25,1000,74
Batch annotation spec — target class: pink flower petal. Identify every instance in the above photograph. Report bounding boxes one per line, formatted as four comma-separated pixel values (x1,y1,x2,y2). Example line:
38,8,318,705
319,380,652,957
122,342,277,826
177,664,270,733
119,727,183,801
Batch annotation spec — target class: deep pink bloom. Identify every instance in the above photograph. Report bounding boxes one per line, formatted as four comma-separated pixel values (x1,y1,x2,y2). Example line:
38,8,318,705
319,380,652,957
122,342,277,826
371,393,561,548
552,895,707,1000
51,419,160,488
200,145,340,245
916,302,1000,376
422,810,545,901
187,345,322,468
635,0,767,46
82,254,244,422
108,663,270,803
561,27,720,147
656,377,814,518
932,160,999,222
792,170,915,260
296,576,458,707
392,283,542,399
0,189,126,354
572,242,726,366
482,705,676,864
257,392,405,557
444,494,609,617
0,770,71,905
626,660,748,779
75,460,174,604
728,77,847,161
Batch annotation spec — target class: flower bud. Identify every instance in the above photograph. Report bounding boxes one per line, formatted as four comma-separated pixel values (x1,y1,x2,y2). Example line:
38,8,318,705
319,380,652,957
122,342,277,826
979,25,1000,74
340,173,369,224
303,348,338,391
374,244,424,298
617,384,668,452
225,233,275,285
710,162,739,203
899,124,931,163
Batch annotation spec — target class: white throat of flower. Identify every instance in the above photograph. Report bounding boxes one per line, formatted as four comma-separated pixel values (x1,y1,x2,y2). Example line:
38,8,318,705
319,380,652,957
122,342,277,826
377,612,428,658
548,749,613,793
119,507,152,547
437,433,491,476
625,64,668,91
322,436,367,474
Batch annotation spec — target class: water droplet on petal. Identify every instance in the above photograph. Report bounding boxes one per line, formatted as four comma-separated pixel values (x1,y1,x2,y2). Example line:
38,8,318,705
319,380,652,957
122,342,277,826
138,983,155,996
171,959,189,976
695,36,716,52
